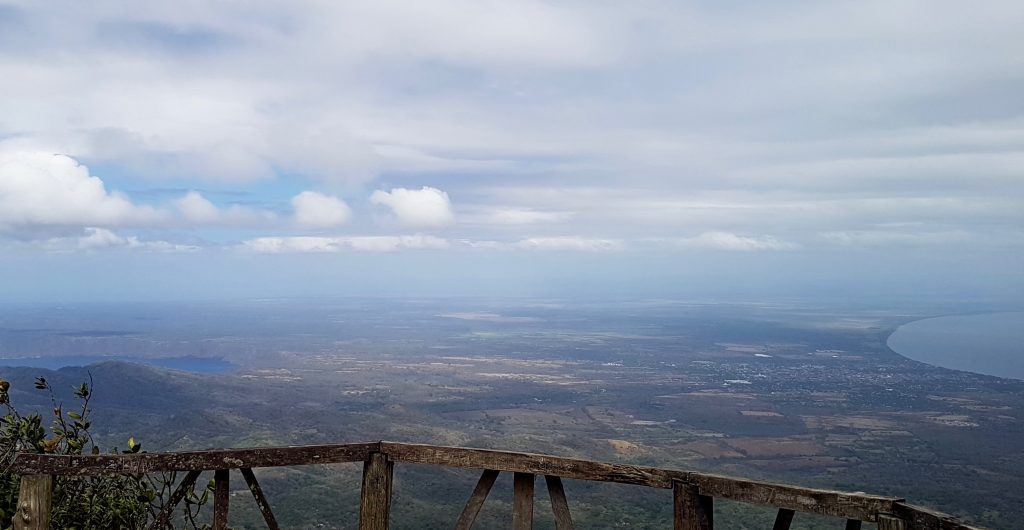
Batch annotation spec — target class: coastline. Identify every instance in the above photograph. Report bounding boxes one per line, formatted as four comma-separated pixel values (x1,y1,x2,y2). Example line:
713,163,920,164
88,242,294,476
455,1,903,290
886,312,1024,381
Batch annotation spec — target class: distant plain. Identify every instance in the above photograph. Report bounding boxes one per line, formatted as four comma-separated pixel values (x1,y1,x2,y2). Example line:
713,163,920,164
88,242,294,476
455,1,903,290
1,298,1021,529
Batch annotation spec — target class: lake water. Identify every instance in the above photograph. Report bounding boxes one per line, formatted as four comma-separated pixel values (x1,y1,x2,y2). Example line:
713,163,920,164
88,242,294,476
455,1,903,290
887,312,1024,380
0,355,234,374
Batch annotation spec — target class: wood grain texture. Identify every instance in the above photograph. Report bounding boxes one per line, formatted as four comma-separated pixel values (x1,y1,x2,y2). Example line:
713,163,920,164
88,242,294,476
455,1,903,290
878,514,907,530
674,482,713,530
512,472,535,530
892,503,985,530
11,474,51,530
241,467,280,530
149,470,202,530
687,472,898,521
545,475,574,530
381,442,678,488
10,442,380,475
359,452,393,530
213,469,230,530
454,469,500,530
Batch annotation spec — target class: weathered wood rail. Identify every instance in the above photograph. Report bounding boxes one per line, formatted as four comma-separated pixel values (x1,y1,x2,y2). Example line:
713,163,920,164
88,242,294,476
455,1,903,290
7,441,983,530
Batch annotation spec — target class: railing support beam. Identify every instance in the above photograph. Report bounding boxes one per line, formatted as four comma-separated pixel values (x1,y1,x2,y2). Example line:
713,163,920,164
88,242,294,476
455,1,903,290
772,508,795,530
11,474,52,530
149,470,202,530
241,467,280,530
545,475,574,530
359,452,393,530
674,481,713,530
455,469,500,530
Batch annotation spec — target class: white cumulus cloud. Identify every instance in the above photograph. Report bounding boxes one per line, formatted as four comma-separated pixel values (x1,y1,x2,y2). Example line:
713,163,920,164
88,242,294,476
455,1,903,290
0,151,164,231
370,186,456,229
292,191,352,228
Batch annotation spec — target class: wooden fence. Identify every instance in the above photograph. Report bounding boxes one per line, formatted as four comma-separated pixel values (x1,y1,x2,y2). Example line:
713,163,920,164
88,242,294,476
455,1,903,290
7,441,982,530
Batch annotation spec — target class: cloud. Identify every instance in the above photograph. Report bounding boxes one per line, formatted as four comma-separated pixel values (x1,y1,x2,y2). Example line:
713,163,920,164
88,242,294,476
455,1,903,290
454,239,509,250
370,187,456,229
243,235,630,253
174,192,220,224
0,0,611,185
292,191,352,228
174,191,276,227
37,227,199,253
513,237,625,252
1,1,1023,259
0,150,165,231
669,232,800,251
460,208,573,225
820,230,972,248
320,0,610,68
242,234,450,253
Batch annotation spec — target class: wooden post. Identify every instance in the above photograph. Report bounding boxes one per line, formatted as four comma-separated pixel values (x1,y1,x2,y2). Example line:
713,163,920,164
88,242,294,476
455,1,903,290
454,469,500,530
11,475,52,530
845,520,862,530
545,475,574,530
359,452,394,530
877,514,907,530
512,472,535,530
213,469,230,530
772,508,795,530
673,481,713,530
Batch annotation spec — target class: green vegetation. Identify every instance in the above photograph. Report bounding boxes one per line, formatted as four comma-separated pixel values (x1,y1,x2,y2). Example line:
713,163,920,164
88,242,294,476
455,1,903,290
0,377,211,530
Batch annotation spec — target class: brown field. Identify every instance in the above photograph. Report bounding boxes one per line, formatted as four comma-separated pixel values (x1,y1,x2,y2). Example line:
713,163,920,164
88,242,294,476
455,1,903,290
605,439,646,456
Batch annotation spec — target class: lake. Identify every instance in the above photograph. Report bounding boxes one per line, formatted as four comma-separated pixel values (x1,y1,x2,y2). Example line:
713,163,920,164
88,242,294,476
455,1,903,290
887,312,1024,380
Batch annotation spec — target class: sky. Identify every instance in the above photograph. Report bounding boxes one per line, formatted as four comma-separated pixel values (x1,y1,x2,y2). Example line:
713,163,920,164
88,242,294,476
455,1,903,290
0,0,1022,303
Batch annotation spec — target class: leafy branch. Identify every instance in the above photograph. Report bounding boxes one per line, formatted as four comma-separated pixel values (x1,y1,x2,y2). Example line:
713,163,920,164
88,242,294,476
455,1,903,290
0,376,211,529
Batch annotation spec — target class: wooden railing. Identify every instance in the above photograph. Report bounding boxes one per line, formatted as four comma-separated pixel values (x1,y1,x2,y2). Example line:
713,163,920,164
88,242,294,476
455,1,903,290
7,441,982,530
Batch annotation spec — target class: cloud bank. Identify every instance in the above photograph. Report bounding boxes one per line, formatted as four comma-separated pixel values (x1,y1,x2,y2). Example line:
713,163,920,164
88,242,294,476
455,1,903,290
0,0,1021,261
242,235,450,253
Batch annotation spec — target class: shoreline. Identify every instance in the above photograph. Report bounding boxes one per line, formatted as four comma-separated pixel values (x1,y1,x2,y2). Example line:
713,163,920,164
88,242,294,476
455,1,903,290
886,311,1024,381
